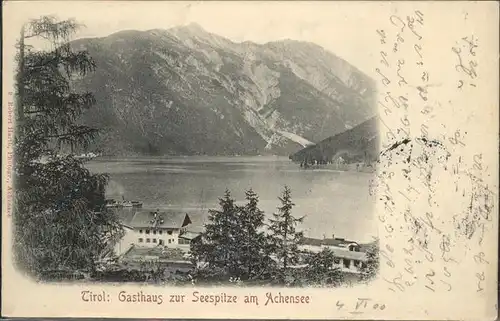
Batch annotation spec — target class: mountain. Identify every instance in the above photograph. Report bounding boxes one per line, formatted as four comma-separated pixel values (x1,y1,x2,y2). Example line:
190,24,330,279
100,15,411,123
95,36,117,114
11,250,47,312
71,23,376,156
289,115,379,164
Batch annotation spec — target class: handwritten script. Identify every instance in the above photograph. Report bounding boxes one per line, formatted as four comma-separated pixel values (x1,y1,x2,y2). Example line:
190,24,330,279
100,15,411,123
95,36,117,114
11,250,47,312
372,8,496,299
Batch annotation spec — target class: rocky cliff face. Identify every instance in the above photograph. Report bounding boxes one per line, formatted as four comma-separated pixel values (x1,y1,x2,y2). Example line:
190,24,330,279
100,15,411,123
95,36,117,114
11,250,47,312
72,23,376,156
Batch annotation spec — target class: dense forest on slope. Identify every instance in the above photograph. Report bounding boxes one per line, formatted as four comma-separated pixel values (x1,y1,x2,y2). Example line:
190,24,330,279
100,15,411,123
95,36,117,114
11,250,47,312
289,116,379,165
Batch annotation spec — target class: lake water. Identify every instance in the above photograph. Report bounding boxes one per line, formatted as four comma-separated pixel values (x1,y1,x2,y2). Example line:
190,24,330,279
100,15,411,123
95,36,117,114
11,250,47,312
86,156,377,243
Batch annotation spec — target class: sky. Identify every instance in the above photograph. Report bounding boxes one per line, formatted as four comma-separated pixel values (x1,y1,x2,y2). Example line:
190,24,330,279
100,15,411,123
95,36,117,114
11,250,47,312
3,1,391,78
4,2,495,83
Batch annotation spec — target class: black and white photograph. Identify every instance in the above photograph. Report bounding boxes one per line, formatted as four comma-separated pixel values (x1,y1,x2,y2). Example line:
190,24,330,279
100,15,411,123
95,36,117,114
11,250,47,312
3,2,498,319
9,4,379,287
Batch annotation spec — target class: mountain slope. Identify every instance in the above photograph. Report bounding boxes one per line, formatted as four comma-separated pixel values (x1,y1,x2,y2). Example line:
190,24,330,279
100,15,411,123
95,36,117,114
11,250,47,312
72,23,376,156
289,116,379,164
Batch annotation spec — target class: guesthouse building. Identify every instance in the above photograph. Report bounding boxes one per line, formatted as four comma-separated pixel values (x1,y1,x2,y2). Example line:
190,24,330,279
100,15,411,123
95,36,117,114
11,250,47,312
113,210,201,256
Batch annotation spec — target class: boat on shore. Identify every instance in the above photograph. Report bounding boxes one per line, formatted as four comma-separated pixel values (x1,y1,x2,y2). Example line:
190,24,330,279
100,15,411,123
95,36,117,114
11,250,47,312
105,198,143,208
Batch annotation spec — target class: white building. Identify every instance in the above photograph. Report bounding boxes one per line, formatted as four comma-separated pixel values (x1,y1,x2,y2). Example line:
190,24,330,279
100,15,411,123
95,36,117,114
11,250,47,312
299,236,369,273
113,210,200,256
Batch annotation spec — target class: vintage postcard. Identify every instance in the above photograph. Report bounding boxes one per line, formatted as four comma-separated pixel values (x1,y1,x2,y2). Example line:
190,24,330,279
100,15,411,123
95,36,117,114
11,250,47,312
2,1,498,319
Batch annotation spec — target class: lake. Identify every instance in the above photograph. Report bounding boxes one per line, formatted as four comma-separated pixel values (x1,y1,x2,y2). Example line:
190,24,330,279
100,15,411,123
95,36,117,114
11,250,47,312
86,156,377,243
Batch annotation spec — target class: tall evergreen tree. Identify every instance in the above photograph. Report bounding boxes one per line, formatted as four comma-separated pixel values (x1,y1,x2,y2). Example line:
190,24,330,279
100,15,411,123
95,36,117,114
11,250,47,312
13,16,123,278
267,186,304,281
190,190,239,276
236,189,269,279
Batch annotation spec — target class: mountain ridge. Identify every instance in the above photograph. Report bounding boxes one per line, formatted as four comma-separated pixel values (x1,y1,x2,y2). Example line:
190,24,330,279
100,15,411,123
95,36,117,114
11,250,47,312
71,24,377,156
289,115,380,164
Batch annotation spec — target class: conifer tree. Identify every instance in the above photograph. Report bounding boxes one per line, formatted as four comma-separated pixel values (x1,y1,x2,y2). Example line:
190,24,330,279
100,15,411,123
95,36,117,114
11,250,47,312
267,186,304,281
190,190,239,276
236,189,268,279
13,16,123,278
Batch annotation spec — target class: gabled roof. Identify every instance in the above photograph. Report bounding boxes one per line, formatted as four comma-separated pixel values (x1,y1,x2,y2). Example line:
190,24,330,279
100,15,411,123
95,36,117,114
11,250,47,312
127,210,192,229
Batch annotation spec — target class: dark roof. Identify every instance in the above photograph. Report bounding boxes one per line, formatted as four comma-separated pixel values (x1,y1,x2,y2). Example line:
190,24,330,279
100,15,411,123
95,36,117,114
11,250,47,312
127,210,192,229
301,237,359,248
